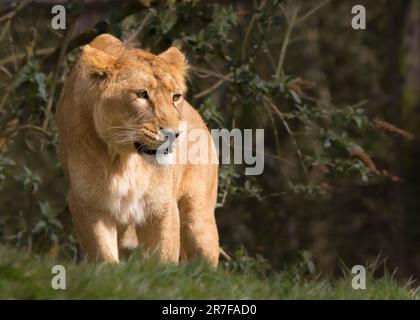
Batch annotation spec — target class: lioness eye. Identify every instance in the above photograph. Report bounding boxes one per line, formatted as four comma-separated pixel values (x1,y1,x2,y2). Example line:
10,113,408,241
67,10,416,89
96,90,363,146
173,94,182,102
136,90,149,100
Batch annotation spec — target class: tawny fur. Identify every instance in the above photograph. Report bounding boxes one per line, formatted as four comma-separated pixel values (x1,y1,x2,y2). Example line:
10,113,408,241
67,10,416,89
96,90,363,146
56,34,219,266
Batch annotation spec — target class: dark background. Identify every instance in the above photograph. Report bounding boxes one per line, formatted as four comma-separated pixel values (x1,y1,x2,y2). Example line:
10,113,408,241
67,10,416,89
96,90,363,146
0,0,419,280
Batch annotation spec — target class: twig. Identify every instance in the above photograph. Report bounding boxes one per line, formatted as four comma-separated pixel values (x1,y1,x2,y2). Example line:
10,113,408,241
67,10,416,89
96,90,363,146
193,78,226,99
276,5,298,76
190,66,233,81
242,15,257,60
8,23,18,72
0,0,32,22
242,14,257,60
256,19,276,71
261,94,281,156
218,169,233,208
41,20,75,145
241,0,267,60
14,125,52,137
0,0,33,41
241,144,297,167
219,247,232,261
0,66,12,78
263,95,308,173
0,12,14,24
0,78,17,113
0,20,10,42
0,47,55,66
276,0,331,76
125,11,154,45
295,0,331,25
185,66,235,101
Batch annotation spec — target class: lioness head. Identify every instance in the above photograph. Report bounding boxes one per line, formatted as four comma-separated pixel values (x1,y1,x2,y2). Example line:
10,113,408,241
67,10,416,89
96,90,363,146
79,34,187,155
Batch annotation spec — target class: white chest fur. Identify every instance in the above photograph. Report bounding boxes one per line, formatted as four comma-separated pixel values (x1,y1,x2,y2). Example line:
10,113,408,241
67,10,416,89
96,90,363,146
104,154,151,225
75,152,174,226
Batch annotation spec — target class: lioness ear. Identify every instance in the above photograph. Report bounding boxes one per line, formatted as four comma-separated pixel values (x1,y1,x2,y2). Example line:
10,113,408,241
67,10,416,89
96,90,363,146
81,45,117,78
159,47,188,77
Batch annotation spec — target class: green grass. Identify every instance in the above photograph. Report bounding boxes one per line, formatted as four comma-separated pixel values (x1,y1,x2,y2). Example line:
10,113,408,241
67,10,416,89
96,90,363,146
0,245,418,299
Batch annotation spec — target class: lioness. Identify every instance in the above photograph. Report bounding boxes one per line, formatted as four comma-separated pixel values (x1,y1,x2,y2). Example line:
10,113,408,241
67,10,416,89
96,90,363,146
56,34,219,266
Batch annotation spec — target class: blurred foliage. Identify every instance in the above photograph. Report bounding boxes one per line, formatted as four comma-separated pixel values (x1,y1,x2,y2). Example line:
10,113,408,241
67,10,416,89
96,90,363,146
0,0,418,279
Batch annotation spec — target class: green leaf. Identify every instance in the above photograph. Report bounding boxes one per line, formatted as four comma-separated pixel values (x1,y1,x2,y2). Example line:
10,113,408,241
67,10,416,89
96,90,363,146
290,90,302,105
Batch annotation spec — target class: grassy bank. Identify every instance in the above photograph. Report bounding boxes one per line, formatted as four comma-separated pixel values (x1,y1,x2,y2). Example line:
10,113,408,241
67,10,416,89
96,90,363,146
0,246,418,299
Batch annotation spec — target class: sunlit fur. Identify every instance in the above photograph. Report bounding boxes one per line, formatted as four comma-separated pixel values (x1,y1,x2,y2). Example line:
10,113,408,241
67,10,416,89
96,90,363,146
56,34,219,266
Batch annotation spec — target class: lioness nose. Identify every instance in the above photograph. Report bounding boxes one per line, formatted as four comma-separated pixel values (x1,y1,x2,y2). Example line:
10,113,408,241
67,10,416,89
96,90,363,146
160,128,180,141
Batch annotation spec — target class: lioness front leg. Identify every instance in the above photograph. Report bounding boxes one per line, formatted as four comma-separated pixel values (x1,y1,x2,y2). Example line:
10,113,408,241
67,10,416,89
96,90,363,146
179,197,219,267
136,204,180,264
69,194,119,263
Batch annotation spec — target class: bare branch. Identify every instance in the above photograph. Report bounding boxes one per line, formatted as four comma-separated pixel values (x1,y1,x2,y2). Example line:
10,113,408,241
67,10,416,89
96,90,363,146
125,11,154,45
295,0,331,26
14,125,52,138
41,20,75,149
276,0,331,76
0,48,55,67
193,78,226,100
190,66,233,81
276,6,299,76
263,95,308,173
241,1,267,60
